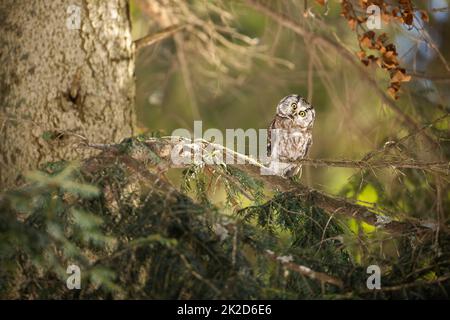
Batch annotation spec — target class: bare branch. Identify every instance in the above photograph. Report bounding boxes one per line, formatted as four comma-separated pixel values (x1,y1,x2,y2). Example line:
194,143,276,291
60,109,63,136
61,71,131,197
294,158,449,173
265,250,344,288
82,136,441,234
365,274,450,293
134,25,186,51
408,71,450,82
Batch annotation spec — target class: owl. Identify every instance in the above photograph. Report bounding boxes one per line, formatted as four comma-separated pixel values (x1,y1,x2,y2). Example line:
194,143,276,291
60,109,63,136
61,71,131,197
267,94,315,178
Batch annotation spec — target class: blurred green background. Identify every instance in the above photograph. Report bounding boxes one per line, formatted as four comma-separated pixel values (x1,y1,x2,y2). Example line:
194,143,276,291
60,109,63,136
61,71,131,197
130,0,449,210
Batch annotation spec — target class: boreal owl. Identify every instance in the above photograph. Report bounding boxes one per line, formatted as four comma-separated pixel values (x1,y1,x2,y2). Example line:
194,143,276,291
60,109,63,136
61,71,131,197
267,94,315,177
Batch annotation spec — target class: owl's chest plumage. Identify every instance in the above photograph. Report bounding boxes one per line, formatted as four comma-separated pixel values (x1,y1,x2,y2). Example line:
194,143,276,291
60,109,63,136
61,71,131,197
276,129,311,160
268,116,313,160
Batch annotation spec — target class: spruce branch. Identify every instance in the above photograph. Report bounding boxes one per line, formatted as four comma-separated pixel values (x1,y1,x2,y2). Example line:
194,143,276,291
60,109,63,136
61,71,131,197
265,250,344,288
294,158,449,173
134,25,186,51
82,136,443,234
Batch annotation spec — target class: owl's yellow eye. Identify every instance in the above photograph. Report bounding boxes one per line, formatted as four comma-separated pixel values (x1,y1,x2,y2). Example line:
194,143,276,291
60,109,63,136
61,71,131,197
291,103,297,110
299,111,306,117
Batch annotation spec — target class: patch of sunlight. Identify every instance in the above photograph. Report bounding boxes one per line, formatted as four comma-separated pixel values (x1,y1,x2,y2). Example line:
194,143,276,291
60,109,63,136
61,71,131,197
348,218,358,234
361,221,376,234
353,253,362,264
235,193,253,209
423,271,437,281
434,114,449,131
357,184,378,207
323,168,354,195
348,218,375,235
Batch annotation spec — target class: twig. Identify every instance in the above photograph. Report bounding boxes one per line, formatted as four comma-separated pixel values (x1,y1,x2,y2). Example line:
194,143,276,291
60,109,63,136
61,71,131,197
134,25,186,51
294,158,449,173
179,253,221,295
137,1,201,119
368,274,450,293
408,71,450,82
361,113,449,162
265,250,344,288
82,136,441,234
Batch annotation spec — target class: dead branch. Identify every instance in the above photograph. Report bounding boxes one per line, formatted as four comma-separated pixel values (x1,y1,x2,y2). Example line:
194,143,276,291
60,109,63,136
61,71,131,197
134,25,186,51
294,158,449,173
364,274,450,293
83,136,441,234
265,250,344,288
408,72,450,82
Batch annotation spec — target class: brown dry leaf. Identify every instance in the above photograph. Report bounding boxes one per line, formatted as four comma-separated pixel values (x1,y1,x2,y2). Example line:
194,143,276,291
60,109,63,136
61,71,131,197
373,40,383,50
392,7,400,17
367,55,378,63
348,18,357,30
360,37,372,47
357,50,366,59
387,82,401,99
420,10,429,23
365,30,376,39
360,32,377,48
383,60,398,69
403,12,414,25
375,58,383,68
384,51,395,59
378,33,388,43
391,69,411,82
341,0,413,99
315,0,326,6
383,50,399,68
385,43,397,52
387,87,398,99
390,81,401,90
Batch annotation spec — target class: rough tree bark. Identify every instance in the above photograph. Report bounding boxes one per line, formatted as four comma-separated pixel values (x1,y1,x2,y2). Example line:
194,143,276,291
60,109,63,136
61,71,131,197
0,0,135,189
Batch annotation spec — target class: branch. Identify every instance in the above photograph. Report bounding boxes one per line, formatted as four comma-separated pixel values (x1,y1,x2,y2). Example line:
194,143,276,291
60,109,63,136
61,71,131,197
295,158,449,173
83,136,440,234
134,25,186,51
265,250,344,288
408,71,450,82
364,274,450,293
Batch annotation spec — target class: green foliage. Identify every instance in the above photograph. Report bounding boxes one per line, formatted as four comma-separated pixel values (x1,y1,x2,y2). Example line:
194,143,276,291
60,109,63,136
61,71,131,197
0,163,111,298
2,157,448,299
238,192,355,295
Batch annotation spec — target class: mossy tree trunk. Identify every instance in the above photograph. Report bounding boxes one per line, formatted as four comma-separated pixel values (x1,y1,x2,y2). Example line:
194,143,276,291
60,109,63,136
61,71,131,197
0,0,135,189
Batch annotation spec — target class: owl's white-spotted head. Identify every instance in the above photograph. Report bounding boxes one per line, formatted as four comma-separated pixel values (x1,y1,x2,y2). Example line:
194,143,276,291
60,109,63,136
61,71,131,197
276,94,315,128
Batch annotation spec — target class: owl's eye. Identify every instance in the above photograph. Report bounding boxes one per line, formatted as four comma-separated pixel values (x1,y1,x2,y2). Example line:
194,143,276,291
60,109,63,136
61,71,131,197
291,103,297,111
299,111,306,117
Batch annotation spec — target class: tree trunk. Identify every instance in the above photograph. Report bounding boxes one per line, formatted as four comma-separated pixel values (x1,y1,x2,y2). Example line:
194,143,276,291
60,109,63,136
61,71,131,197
0,0,135,189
